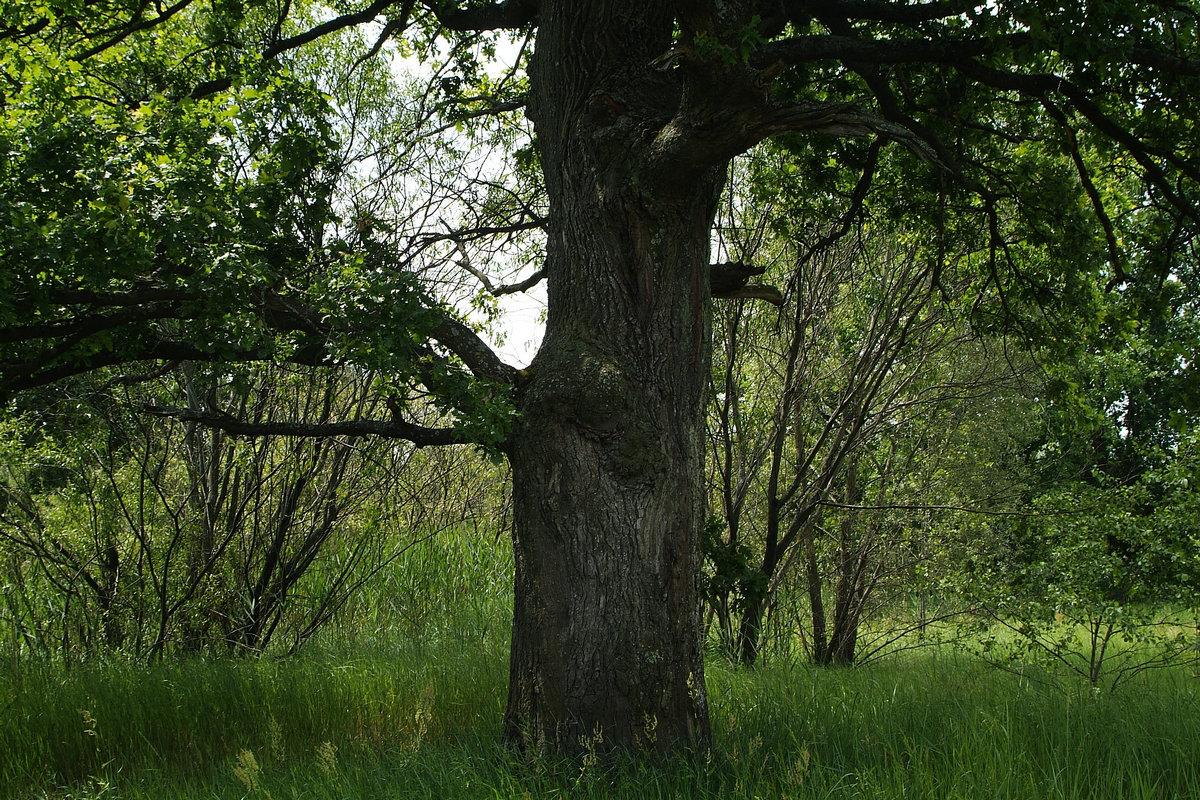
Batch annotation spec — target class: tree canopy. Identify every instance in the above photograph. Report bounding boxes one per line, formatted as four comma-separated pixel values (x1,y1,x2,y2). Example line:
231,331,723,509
3,1,1197,414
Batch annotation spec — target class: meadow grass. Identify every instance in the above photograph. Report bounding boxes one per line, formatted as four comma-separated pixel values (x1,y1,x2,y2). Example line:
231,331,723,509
5,637,1199,798
3,528,1199,798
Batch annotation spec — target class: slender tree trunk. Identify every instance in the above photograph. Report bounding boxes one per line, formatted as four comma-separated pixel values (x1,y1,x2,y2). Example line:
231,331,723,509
735,585,766,666
828,571,863,666
918,590,928,637
805,528,829,665
828,458,861,665
502,1,719,753
735,525,780,666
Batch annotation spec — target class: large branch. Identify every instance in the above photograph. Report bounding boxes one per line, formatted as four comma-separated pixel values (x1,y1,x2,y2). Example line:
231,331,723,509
431,317,523,384
1,283,521,393
143,405,478,446
0,302,189,344
1125,47,1200,77
757,102,939,164
1,341,325,395
651,93,937,179
817,0,978,25
421,0,538,31
757,28,1200,80
754,32,1026,70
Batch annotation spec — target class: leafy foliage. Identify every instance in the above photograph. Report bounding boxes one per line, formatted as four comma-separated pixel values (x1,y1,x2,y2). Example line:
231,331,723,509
0,0,525,447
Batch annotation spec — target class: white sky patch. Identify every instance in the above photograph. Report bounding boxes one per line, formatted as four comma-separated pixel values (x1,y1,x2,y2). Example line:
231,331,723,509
490,282,546,368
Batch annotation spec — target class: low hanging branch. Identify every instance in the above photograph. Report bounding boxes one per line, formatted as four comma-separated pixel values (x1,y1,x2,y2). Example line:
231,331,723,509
1039,98,1126,288
142,404,478,446
0,277,522,397
445,233,548,299
953,59,1200,225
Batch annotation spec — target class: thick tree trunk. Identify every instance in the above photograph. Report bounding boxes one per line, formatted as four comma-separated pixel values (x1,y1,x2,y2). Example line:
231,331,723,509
501,2,720,753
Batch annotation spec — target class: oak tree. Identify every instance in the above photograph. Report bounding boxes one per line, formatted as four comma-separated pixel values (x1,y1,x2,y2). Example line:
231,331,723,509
1,0,1198,754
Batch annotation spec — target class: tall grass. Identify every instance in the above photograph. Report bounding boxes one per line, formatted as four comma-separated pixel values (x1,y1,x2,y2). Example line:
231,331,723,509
3,526,1199,799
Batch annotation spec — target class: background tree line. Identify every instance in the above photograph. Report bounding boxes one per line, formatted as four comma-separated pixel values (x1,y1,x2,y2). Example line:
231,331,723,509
699,133,1200,683
2,127,1196,686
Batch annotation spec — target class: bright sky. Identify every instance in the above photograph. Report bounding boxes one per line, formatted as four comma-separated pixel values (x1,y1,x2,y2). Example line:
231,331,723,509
490,282,546,368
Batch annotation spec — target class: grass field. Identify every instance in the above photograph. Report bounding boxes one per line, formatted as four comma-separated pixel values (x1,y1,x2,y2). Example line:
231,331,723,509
3,530,1199,799
5,640,1200,799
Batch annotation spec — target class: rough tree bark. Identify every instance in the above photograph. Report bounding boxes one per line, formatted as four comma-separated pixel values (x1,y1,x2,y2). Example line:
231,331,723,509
502,2,722,753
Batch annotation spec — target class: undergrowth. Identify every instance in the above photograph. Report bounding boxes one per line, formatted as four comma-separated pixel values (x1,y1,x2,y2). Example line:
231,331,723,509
3,528,1199,799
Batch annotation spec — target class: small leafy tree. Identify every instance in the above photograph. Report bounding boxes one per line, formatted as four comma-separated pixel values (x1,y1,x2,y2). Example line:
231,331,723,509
0,366,497,659
969,470,1200,690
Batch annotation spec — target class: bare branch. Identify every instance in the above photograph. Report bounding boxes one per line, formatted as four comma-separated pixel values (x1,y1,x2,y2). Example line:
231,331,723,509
445,231,546,298
347,16,409,76
492,269,546,296
420,217,547,249
143,404,478,446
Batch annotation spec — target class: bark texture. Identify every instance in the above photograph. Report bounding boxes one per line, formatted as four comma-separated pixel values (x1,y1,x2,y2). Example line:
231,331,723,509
502,1,722,753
